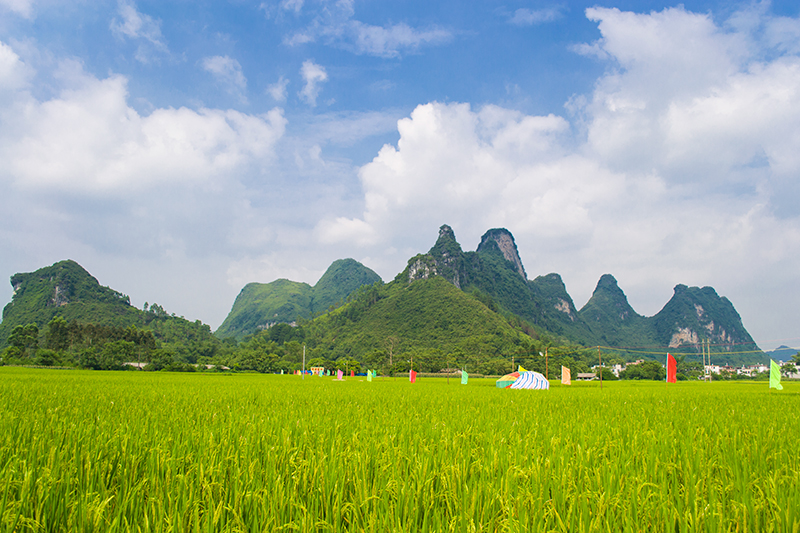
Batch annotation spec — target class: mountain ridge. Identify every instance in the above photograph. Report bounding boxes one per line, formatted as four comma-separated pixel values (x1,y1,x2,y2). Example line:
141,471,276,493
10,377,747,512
401,224,760,362
215,258,382,340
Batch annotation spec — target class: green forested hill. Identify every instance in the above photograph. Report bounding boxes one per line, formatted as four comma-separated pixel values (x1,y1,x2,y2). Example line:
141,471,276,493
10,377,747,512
303,276,536,374
578,274,655,348
649,285,760,364
216,258,382,340
0,260,219,357
312,258,384,312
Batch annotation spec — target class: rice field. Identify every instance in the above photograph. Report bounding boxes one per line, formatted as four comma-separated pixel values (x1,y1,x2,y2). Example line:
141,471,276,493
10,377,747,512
0,367,797,532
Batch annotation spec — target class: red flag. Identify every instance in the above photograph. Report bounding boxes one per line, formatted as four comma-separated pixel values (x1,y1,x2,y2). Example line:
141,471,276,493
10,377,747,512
409,370,417,383
667,353,677,384
350,370,354,377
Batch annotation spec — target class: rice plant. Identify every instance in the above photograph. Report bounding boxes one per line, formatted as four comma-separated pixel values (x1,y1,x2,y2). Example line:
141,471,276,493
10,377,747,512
0,368,796,532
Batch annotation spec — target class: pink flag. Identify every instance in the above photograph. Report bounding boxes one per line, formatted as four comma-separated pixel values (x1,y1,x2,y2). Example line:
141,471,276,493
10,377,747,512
666,353,677,384
409,370,417,383
337,369,344,380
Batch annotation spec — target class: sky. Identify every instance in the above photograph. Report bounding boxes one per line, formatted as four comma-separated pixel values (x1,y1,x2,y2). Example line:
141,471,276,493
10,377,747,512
1,0,800,350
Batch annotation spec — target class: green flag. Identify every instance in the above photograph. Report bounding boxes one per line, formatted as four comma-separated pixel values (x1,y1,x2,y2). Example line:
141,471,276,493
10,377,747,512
770,359,783,391
367,370,372,382
461,371,468,385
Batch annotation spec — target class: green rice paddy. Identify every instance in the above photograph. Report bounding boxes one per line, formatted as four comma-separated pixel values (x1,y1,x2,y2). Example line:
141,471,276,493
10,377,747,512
0,368,797,532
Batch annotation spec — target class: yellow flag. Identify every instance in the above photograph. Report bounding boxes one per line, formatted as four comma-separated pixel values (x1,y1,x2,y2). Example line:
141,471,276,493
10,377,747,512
518,365,528,373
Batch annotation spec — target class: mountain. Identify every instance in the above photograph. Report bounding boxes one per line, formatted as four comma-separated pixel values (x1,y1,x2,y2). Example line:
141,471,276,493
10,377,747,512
649,285,759,362
578,274,654,347
766,345,799,361
393,224,760,362
216,258,382,340
0,260,218,352
303,276,532,375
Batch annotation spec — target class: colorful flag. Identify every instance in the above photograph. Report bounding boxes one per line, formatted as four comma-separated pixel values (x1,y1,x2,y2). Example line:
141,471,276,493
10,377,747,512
770,359,784,390
410,370,417,383
367,370,372,382
461,371,468,385
561,365,571,385
518,365,528,373
337,369,343,380
666,353,677,384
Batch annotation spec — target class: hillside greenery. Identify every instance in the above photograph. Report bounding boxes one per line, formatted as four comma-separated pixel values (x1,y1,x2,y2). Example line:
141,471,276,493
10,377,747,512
0,260,225,368
215,258,382,340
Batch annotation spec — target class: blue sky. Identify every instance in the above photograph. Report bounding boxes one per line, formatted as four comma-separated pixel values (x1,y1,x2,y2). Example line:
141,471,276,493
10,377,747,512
1,0,800,351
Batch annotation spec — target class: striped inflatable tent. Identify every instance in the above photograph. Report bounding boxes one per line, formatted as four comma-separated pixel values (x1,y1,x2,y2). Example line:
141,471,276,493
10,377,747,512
508,371,550,390
496,371,520,388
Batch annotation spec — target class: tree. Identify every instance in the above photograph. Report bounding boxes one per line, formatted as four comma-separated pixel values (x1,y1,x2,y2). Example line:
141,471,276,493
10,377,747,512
284,340,303,363
619,360,665,380
99,340,134,370
45,316,70,352
8,324,39,358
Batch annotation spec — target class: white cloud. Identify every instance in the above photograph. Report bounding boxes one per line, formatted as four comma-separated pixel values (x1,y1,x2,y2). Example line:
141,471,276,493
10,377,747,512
0,0,33,18
299,60,327,106
203,55,248,104
348,21,452,58
0,41,33,92
110,0,168,63
0,40,295,328
267,75,289,102
0,51,285,194
316,5,800,347
508,7,563,26
280,0,304,14
283,1,452,58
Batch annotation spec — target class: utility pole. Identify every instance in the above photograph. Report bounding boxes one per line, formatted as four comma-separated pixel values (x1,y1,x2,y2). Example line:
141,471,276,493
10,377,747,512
707,339,712,382
598,346,603,390
545,346,549,380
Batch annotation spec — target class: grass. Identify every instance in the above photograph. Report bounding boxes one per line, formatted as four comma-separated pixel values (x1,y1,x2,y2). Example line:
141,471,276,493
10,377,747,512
0,368,797,532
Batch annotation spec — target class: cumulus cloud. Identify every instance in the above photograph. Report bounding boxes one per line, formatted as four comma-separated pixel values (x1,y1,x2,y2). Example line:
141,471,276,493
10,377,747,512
0,48,285,194
202,55,248,103
0,39,293,326
316,5,800,343
299,60,327,106
110,0,169,63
